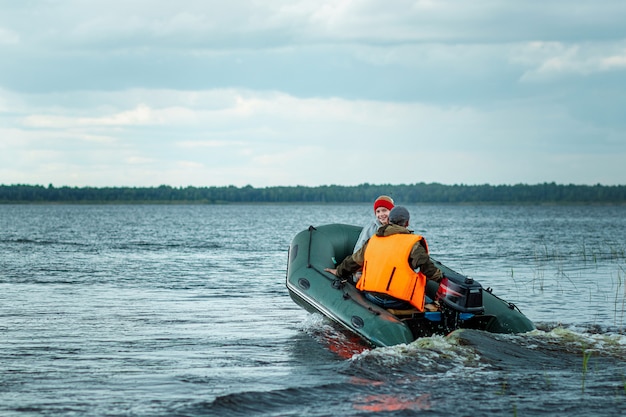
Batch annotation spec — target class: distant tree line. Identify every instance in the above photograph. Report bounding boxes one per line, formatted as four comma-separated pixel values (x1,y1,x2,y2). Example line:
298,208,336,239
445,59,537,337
1,183,625,204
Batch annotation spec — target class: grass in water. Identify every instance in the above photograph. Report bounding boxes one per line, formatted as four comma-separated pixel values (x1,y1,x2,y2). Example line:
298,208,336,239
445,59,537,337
495,378,508,395
614,266,625,327
544,372,552,389
581,348,593,394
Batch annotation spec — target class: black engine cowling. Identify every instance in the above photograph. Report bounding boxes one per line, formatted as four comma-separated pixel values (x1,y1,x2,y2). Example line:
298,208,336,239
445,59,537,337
436,275,484,314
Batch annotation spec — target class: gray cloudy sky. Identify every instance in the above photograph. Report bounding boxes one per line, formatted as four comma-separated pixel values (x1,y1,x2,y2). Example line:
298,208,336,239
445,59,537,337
1,0,625,187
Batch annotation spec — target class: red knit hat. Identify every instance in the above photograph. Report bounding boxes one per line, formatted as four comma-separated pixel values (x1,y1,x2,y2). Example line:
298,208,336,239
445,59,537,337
373,195,394,211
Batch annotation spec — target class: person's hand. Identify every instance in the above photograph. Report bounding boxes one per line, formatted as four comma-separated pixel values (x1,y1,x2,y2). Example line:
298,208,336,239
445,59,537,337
432,269,444,283
324,268,338,276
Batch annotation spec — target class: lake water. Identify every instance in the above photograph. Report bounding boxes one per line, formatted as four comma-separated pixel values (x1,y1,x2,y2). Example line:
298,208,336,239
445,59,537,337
1,203,625,416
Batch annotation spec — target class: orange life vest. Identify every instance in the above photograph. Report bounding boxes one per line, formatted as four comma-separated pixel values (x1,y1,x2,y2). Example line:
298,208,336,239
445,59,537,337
357,233,428,311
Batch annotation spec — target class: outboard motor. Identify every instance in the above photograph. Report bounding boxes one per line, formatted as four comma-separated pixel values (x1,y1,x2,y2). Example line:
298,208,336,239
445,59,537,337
407,274,487,339
436,275,484,314
435,275,485,333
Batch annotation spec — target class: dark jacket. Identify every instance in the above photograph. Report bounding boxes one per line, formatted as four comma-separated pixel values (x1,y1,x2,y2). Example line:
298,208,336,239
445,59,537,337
336,224,442,282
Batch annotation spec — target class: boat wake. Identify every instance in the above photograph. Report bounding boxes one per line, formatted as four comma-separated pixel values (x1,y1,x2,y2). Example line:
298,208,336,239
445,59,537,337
180,321,626,417
301,314,626,374
298,314,372,359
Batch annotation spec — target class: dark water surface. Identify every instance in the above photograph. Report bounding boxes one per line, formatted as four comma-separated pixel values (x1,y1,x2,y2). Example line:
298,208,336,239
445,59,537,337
1,204,625,416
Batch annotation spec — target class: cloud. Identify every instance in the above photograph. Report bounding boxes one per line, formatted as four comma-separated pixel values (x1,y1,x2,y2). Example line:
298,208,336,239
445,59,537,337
177,140,248,149
22,105,156,128
1,1,625,187
514,41,626,81
0,26,19,44
4,85,623,187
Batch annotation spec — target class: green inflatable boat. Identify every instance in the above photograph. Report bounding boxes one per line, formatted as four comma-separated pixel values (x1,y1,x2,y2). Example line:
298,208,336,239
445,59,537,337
286,224,535,348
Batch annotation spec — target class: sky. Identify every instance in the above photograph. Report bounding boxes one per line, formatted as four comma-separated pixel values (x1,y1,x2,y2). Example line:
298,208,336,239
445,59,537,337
1,1,625,188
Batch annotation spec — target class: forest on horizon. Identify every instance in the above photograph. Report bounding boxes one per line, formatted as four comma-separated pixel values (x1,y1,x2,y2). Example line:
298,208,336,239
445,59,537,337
1,182,625,204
